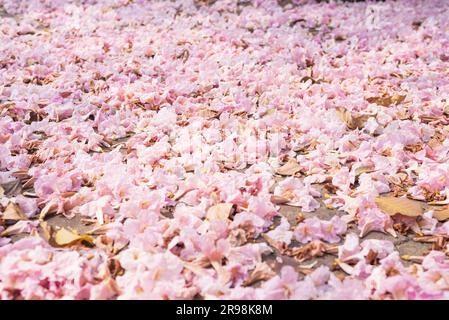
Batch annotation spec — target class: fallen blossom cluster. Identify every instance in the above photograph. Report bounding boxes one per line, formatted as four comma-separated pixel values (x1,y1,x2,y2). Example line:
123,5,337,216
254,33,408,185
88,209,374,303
1,0,449,300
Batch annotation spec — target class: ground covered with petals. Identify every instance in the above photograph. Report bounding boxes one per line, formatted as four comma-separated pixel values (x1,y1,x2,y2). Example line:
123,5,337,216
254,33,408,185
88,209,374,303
1,0,449,300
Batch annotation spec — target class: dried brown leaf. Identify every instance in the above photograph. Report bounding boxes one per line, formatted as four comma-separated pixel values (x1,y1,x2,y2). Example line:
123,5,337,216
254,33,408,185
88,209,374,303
2,202,27,221
261,233,288,253
1,180,22,196
336,108,369,130
108,259,124,279
12,170,30,180
299,76,324,84
366,95,406,107
0,220,36,237
432,208,449,222
198,109,219,119
420,115,440,123
288,240,337,263
375,196,423,217
366,249,379,265
275,158,301,176
22,177,36,189
242,263,276,287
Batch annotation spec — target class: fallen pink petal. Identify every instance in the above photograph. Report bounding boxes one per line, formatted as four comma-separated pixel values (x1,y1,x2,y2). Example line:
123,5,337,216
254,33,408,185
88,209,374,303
0,0,449,301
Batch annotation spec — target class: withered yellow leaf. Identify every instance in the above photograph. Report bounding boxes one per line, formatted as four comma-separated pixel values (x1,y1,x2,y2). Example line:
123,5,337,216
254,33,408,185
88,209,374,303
336,108,369,130
275,159,301,176
2,202,27,221
54,227,94,247
206,203,234,221
375,196,423,217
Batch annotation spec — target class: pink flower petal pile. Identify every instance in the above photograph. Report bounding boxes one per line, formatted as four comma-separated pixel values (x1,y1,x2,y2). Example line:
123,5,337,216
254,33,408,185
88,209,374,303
1,0,449,299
